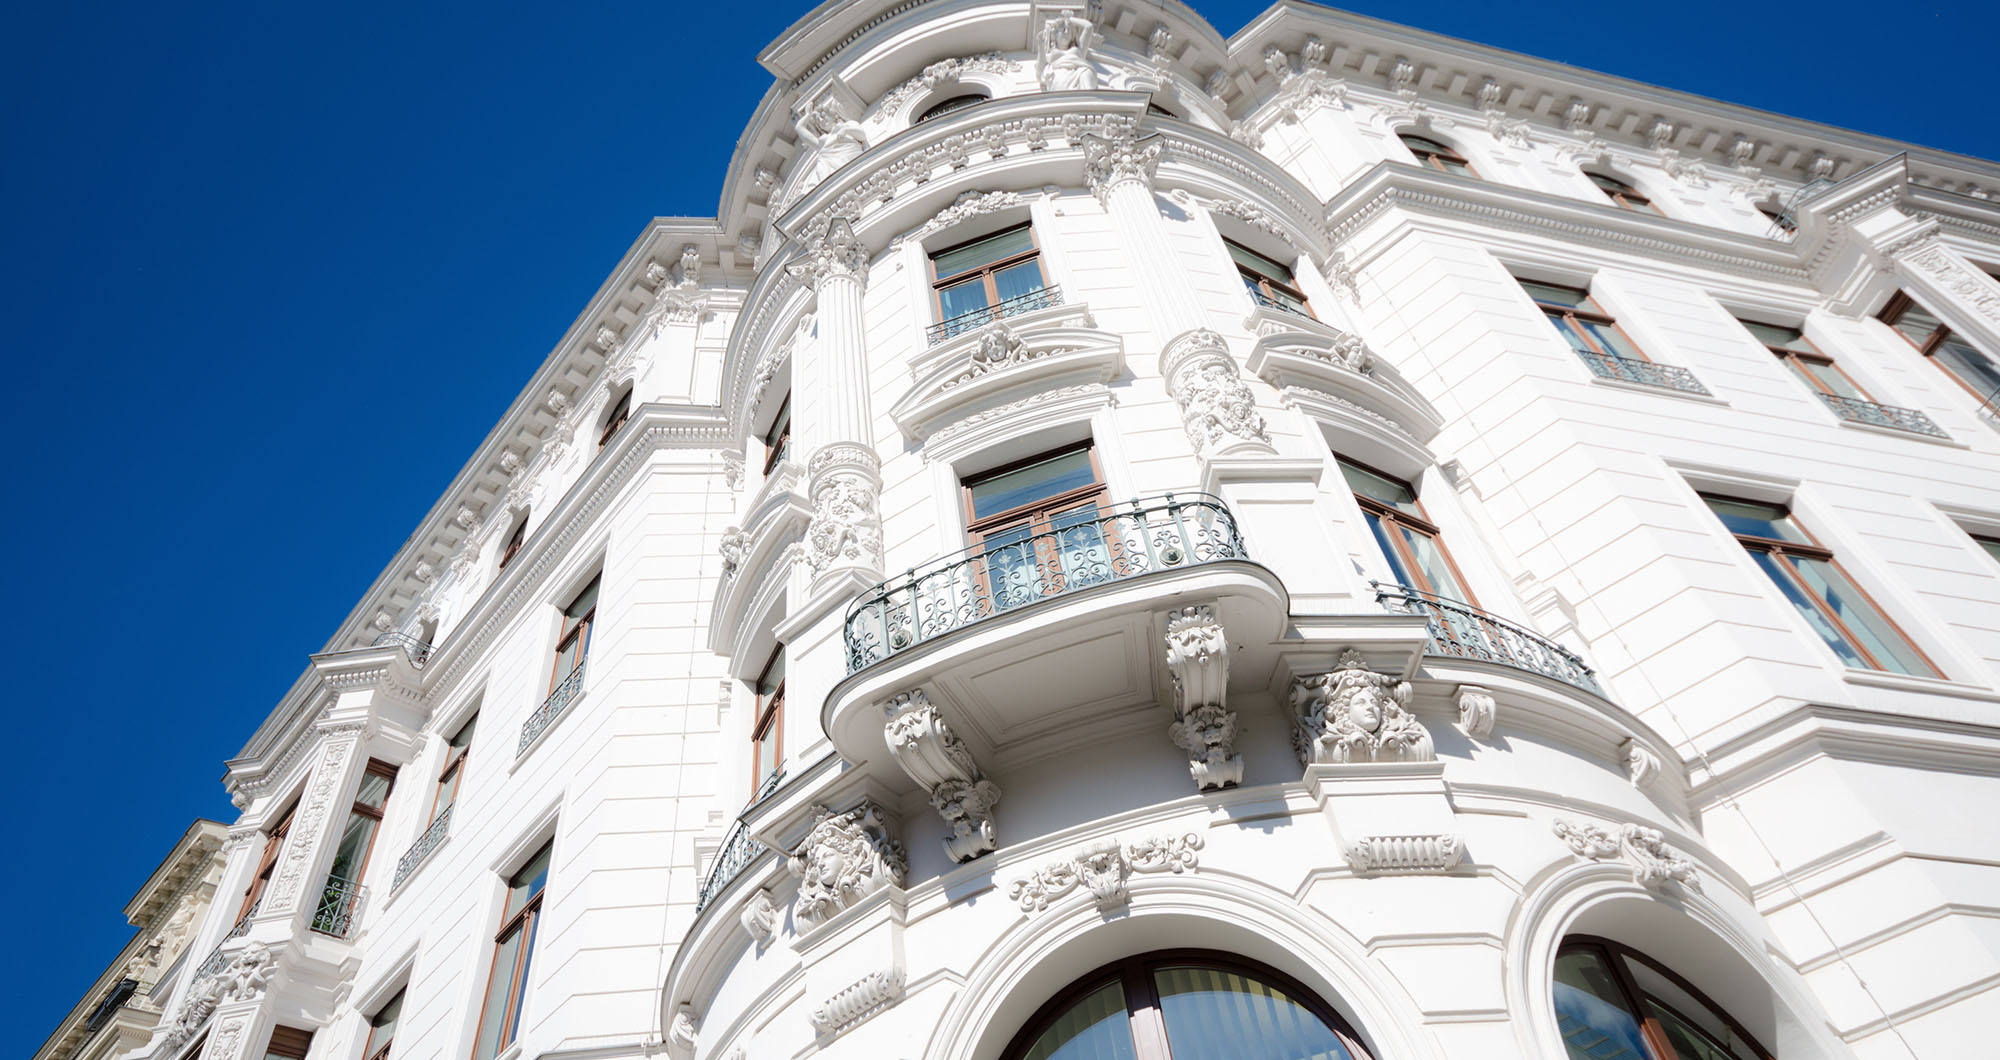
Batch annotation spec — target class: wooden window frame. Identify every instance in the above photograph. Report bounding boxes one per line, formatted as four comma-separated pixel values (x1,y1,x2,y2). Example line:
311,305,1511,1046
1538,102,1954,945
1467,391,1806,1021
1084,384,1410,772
430,715,477,825
472,846,551,1060
928,224,1047,324
1342,458,1478,605
1880,291,2000,402
1559,935,1775,1060
1525,282,1653,363
238,802,296,920
1225,237,1316,319
750,646,785,798
1587,171,1661,214
362,989,404,1060
1399,133,1477,177
1739,319,1873,400
263,1026,314,1060
551,577,599,693
1002,949,1375,1060
1705,494,1939,676
761,395,791,475
329,759,400,888
961,443,1109,546
597,391,631,451
499,514,528,572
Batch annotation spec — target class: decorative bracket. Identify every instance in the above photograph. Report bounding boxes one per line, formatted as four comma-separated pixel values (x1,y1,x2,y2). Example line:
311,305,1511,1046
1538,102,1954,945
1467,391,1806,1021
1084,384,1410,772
1162,605,1241,790
883,690,1001,862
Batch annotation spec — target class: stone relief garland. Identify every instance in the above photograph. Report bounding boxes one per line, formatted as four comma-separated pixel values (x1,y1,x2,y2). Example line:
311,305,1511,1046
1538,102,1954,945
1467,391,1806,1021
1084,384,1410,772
1900,240,2000,326
1553,818,1701,892
1010,833,1203,913
881,53,1013,114
787,801,907,929
925,383,1109,447
896,190,1024,249
1291,650,1432,765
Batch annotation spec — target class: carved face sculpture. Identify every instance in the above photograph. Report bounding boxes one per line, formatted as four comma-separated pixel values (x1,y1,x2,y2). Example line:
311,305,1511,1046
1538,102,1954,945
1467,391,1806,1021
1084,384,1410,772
1340,684,1383,734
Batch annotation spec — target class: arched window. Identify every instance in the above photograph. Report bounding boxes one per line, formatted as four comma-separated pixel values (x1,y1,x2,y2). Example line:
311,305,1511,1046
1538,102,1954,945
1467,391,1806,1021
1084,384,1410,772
1004,951,1374,1060
1586,172,1660,214
917,94,986,122
1554,937,1773,1060
1146,102,1177,118
598,389,632,450
1400,133,1475,177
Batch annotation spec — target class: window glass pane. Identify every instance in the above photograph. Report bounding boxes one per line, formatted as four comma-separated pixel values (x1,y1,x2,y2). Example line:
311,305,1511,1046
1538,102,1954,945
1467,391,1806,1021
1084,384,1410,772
1434,155,1473,177
326,813,379,883
451,716,479,750
994,259,1047,303
1228,242,1295,284
437,764,463,812
1546,312,1599,356
1798,359,1867,400
1400,134,1450,155
1932,336,2000,399
1553,949,1654,1060
1888,301,1945,347
565,577,600,620
754,734,780,782
918,94,985,121
938,276,992,320
1624,959,1763,1060
1398,524,1468,601
474,928,524,1060
933,225,1034,277
1703,497,1806,544
969,449,1096,521
1747,549,1868,668
757,648,786,697
1979,537,2000,567
355,770,393,811
1740,320,1810,352
1784,554,1934,675
368,991,404,1045
1337,460,1419,514
1521,281,1593,310
1581,320,1644,361
1019,981,1137,1060
1360,511,1415,587
1154,965,1355,1060
504,844,553,920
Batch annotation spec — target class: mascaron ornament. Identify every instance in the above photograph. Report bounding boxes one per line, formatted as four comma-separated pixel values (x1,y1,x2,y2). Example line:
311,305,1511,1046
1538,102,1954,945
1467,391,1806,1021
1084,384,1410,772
787,801,907,928
1291,649,1432,764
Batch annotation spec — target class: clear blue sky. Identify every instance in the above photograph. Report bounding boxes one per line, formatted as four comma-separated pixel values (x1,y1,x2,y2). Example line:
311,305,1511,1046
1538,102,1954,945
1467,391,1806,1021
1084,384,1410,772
5,1,1993,1054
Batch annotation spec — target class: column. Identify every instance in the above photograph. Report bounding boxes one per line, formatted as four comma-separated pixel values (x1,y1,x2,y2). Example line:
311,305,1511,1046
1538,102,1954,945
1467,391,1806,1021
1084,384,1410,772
786,217,885,597
1079,124,1200,340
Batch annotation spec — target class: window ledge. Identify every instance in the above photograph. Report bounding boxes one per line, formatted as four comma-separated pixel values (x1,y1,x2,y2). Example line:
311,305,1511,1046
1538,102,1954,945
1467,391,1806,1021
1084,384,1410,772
511,686,588,772
1832,415,1966,448
1584,372,1731,406
1842,667,2000,703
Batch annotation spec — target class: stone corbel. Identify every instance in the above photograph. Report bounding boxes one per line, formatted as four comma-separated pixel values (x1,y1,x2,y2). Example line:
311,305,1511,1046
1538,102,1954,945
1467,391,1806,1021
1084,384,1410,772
1619,737,1658,788
1160,329,1273,458
1291,649,1432,765
665,1006,698,1060
882,690,1001,862
739,889,777,945
1454,685,1495,741
1162,605,1242,790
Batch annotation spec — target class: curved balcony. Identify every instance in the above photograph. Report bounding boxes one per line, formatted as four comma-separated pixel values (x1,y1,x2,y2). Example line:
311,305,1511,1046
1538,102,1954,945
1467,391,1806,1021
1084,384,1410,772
846,493,1246,673
693,769,787,913
1373,582,1602,696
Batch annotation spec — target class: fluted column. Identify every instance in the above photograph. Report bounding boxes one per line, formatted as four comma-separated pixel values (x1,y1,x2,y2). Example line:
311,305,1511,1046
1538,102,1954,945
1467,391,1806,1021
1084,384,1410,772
786,217,884,593
1080,126,1202,340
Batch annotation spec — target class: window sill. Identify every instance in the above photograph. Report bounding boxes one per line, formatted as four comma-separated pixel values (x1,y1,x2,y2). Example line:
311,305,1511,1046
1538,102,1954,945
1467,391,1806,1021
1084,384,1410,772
1832,415,1966,448
1842,667,2000,703
511,686,588,771
1585,372,1730,406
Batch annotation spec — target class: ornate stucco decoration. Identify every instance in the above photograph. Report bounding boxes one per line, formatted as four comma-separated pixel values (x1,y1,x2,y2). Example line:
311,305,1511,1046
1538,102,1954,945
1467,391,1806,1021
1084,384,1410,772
264,736,356,912
1037,13,1098,91
1160,329,1271,457
717,527,748,577
804,443,884,578
882,53,1013,115
721,450,744,491
1455,685,1496,740
747,312,813,418
1291,650,1432,765
665,1005,698,1060
1477,79,1529,148
811,966,907,1038
882,690,1002,862
739,889,777,944
1201,196,1299,252
795,98,869,193
1898,239,2000,325
787,801,907,929
1079,125,1160,206
787,216,870,291
924,382,1112,452
1162,605,1242,791
1009,833,1203,913
942,325,1075,387
895,189,1024,249
1619,737,1659,788
1553,819,1701,892
1346,834,1463,874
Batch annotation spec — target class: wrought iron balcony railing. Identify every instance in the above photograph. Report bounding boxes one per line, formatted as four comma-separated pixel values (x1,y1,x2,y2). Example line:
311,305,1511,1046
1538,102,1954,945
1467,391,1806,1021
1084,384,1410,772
309,875,367,939
392,804,452,890
1248,286,1313,319
846,493,1247,673
519,659,587,756
925,285,1063,345
1375,582,1603,697
371,631,432,666
191,902,258,983
1816,393,1948,438
694,769,787,913
1575,351,1711,396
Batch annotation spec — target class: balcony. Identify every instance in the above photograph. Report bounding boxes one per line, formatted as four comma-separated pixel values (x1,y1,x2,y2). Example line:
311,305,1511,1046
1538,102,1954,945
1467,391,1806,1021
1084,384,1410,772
1375,583,1602,696
925,285,1064,345
846,493,1247,673
1816,393,1948,438
1574,351,1711,396
1247,286,1313,319
392,804,452,890
518,659,586,756
370,631,432,666
191,903,258,982
309,875,366,939
693,769,786,913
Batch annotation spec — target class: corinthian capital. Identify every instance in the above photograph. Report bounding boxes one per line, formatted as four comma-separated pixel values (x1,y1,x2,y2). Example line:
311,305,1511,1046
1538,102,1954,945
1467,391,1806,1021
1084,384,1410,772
787,216,870,290
1080,129,1162,205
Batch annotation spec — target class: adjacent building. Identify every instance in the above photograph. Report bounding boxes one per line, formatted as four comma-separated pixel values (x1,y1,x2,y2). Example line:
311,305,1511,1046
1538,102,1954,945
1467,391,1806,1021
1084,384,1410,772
109,2,2000,1060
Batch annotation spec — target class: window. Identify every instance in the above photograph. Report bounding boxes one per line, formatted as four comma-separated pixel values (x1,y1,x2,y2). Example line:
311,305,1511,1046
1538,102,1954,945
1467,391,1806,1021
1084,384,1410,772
1738,319,1873,403
1881,293,2000,403
931,223,1048,325
473,842,552,1060
1586,172,1660,214
761,395,791,475
1554,937,1772,1060
499,513,528,571
1145,102,1177,118
1003,951,1374,1060
1339,458,1474,604
314,759,397,935
552,576,599,692
1524,281,1649,363
1978,535,2000,569
1702,495,1936,676
917,93,985,122
262,1027,313,1060
598,391,631,450
750,646,785,796
363,990,403,1060
963,444,1110,607
1400,133,1475,177
1228,239,1314,318
237,803,293,920
1755,202,1796,235
432,714,477,824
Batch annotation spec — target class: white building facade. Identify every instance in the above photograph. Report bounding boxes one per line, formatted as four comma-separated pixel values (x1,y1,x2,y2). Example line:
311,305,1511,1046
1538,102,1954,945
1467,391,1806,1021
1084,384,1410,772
128,3,2000,1060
